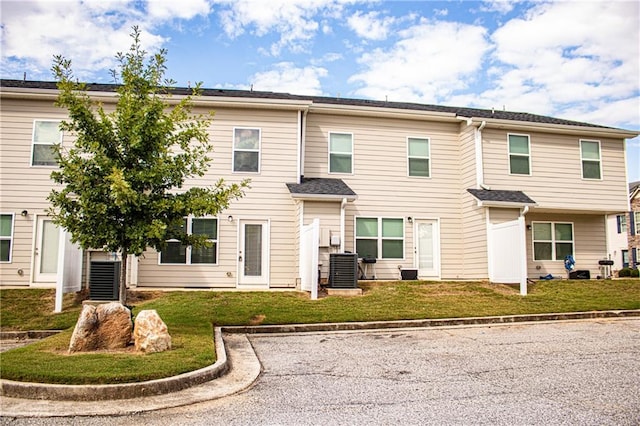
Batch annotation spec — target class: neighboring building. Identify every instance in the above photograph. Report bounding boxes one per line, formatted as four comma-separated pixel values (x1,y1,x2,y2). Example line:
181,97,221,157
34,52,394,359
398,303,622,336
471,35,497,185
1,79,638,293
628,181,640,269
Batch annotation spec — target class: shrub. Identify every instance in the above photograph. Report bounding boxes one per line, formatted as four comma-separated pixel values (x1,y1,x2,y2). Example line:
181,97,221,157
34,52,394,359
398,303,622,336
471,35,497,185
618,268,632,277
631,269,640,278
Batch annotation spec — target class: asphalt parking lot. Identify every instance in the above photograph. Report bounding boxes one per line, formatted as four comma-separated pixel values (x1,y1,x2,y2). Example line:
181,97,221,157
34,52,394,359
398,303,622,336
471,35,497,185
3,318,638,425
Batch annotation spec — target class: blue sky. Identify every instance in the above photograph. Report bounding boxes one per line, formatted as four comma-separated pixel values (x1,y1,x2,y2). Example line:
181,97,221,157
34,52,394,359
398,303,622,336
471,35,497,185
2,0,639,182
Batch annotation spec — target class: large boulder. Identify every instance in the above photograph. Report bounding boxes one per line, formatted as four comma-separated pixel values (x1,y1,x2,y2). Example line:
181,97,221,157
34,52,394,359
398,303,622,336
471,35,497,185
134,310,172,353
69,302,132,353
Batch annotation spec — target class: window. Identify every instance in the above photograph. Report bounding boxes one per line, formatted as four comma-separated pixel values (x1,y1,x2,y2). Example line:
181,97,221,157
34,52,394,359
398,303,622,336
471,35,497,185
622,250,629,268
580,140,601,179
636,212,640,235
508,134,530,175
329,132,353,174
616,215,627,234
233,128,260,173
407,137,430,177
532,222,574,261
32,120,62,166
355,217,404,259
160,217,218,264
0,214,14,263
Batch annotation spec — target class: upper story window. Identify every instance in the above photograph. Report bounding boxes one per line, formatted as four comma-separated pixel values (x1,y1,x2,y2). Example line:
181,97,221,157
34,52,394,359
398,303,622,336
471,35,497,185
355,217,404,259
329,132,353,174
407,137,430,177
580,140,601,180
32,120,62,166
0,214,14,263
508,134,530,175
160,217,218,265
532,222,574,261
635,212,640,235
616,214,627,234
233,128,261,173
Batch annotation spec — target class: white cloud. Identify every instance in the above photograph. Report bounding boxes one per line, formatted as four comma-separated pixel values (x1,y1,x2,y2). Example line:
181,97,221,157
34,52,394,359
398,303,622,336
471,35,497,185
347,10,396,40
482,1,640,122
348,19,491,103
246,62,328,95
147,0,211,20
0,0,209,81
480,0,517,14
214,0,359,55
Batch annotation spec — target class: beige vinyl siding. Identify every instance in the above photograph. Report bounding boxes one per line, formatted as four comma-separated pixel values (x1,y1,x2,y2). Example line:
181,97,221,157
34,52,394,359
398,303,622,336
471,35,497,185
482,129,628,211
0,98,72,286
136,107,300,288
525,213,606,278
303,201,342,279
488,208,520,224
305,112,463,280
459,124,489,279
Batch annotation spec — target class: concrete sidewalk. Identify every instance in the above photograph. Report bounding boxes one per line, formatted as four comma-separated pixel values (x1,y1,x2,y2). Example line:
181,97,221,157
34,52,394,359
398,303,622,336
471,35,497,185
1,309,639,418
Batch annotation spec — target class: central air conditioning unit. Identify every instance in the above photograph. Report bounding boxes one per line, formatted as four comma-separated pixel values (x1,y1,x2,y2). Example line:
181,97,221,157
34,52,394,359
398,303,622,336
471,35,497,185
89,261,121,301
329,253,358,289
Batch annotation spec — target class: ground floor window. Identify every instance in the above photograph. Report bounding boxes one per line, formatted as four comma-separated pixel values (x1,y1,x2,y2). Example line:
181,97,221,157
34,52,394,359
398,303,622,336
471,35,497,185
160,217,218,265
0,214,14,262
355,217,404,259
622,250,629,268
532,222,574,261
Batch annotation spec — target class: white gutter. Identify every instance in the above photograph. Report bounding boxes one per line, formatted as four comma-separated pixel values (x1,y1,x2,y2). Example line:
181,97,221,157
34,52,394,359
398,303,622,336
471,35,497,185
299,109,309,183
340,198,347,253
519,205,530,296
476,120,486,188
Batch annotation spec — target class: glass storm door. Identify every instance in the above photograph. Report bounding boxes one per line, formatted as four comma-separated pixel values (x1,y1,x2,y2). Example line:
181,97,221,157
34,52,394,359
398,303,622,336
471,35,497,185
415,219,439,278
238,220,269,286
34,217,60,283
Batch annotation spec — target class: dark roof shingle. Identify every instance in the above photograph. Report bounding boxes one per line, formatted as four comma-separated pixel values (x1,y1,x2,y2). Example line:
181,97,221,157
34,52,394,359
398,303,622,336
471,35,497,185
467,189,536,205
0,79,623,130
286,178,356,197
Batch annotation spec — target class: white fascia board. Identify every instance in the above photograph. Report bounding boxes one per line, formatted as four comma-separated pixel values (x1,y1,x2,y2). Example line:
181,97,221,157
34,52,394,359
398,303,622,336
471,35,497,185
310,103,459,122
463,116,639,139
290,193,358,202
477,200,538,208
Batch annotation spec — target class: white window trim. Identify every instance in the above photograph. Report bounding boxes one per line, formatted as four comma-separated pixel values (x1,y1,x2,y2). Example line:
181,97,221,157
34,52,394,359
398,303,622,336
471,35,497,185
232,127,261,174
354,216,405,260
580,139,602,180
507,133,531,176
328,131,354,175
31,119,62,167
636,212,640,235
0,213,15,263
406,136,431,178
617,214,627,234
159,216,219,265
532,221,574,261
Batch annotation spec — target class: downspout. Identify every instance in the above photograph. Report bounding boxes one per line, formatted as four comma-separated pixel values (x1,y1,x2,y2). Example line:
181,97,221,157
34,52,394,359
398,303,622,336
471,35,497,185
340,198,347,253
475,120,486,189
519,205,530,296
298,108,309,184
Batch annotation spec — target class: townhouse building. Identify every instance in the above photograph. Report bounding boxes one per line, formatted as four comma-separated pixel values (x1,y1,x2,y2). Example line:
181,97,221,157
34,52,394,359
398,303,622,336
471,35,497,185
1,79,637,294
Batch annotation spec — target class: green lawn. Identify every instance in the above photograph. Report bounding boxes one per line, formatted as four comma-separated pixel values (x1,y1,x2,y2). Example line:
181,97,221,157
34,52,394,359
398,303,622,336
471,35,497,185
1,279,639,384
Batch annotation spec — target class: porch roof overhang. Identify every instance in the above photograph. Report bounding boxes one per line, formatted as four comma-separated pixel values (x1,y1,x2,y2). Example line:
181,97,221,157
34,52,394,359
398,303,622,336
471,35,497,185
286,178,358,202
467,188,537,208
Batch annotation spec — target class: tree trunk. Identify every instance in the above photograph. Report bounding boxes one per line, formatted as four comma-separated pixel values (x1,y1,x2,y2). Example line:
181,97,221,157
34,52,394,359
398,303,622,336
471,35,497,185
119,248,128,304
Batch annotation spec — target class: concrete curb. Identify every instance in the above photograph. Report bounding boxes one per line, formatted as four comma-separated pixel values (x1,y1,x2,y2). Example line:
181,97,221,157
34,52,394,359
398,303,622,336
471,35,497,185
0,330,62,339
0,327,229,401
222,309,640,334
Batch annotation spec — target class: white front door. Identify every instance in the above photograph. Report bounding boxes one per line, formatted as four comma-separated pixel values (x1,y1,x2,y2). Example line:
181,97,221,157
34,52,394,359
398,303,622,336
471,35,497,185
415,219,440,279
238,219,269,287
34,217,60,283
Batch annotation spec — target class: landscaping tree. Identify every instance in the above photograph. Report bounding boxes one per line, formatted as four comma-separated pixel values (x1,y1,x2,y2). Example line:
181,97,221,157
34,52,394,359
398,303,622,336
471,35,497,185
49,27,248,304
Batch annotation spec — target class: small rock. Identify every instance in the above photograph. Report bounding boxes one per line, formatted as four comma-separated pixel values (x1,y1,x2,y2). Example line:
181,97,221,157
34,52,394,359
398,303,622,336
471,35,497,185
134,310,172,353
68,302,132,353
68,304,98,352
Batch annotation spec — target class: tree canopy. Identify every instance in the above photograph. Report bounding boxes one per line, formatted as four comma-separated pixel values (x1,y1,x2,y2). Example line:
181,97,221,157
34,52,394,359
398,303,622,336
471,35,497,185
49,27,248,302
